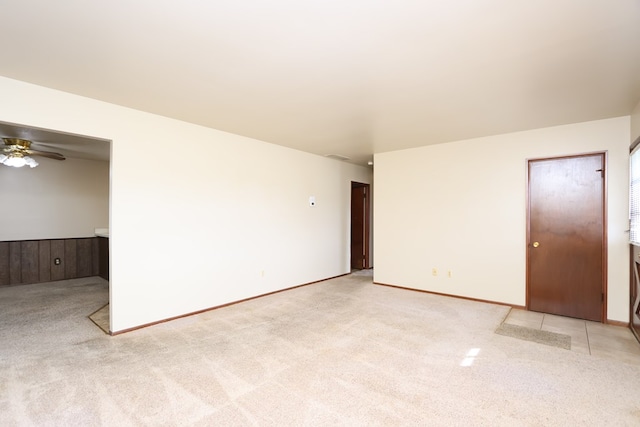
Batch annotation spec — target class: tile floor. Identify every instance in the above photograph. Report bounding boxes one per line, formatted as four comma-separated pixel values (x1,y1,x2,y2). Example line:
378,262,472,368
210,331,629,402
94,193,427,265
504,309,640,365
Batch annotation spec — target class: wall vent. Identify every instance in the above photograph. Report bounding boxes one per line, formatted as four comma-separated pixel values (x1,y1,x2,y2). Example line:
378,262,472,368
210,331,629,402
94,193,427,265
324,154,351,161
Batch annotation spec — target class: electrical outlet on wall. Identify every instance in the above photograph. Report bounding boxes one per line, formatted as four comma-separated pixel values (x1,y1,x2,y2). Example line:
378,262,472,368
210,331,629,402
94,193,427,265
54,258,61,265
432,268,437,276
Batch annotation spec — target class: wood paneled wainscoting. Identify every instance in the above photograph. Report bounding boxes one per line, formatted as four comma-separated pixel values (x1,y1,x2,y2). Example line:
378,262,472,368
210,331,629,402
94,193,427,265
0,238,101,287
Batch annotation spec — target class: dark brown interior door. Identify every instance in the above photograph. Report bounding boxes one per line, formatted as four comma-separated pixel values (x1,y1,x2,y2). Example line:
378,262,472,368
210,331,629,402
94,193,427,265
351,183,369,270
527,153,605,322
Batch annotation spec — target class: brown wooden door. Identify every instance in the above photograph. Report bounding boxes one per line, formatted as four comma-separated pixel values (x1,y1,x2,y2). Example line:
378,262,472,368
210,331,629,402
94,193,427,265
527,153,605,321
351,183,370,270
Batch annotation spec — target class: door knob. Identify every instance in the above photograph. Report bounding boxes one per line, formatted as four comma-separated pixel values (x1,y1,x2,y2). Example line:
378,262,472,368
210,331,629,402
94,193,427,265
532,242,540,248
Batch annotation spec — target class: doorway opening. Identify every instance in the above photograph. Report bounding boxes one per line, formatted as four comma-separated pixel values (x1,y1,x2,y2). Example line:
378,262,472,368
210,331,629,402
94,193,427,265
0,120,112,331
526,152,606,322
350,181,371,271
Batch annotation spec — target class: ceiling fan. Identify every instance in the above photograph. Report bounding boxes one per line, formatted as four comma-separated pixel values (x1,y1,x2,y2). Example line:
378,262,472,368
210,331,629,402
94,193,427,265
0,137,65,168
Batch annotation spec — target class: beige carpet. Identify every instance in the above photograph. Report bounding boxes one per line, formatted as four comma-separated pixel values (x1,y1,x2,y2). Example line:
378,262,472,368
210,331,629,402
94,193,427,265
1,274,640,425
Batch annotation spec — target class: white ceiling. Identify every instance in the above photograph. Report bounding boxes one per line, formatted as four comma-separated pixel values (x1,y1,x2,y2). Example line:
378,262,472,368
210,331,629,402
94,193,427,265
0,0,639,165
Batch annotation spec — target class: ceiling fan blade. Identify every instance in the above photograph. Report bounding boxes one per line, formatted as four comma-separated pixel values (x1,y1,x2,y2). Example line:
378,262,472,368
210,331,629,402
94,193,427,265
28,149,66,161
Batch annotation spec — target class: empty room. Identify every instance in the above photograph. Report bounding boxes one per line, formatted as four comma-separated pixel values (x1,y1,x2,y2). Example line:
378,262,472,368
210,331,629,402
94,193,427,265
1,1,640,425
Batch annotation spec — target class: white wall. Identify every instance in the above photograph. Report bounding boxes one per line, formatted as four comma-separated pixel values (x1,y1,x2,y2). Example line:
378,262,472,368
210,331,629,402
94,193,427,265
374,117,630,322
0,76,372,332
0,157,109,240
632,99,640,144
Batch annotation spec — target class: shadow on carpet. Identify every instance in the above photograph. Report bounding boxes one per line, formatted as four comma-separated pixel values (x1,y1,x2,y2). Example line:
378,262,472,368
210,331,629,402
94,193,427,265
495,323,571,350
89,303,110,334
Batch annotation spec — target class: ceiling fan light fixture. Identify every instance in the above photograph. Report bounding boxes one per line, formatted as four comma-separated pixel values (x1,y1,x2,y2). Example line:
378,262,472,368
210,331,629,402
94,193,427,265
3,155,27,168
0,153,38,168
1,137,65,168
25,156,39,168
